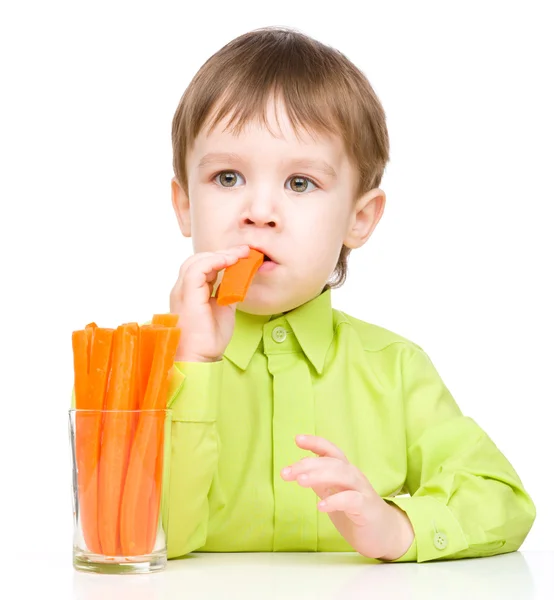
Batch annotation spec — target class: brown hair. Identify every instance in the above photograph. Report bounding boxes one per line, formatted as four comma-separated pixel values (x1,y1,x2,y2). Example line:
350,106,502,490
171,26,389,287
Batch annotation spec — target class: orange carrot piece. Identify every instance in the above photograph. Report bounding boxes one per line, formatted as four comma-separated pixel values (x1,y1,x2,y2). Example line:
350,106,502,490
75,327,114,555
137,325,158,406
128,325,153,448
146,326,181,550
151,313,179,327
120,410,166,556
145,326,179,551
72,330,94,550
145,408,168,553
72,325,103,553
216,248,263,305
132,323,165,552
84,322,97,371
120,326,180,556
145,314,180,549
88,328,115,410
142,316,179,406
128,326,146,455
72,330,89,409
145,390,170,552
142,327,181,411
97,323,139,556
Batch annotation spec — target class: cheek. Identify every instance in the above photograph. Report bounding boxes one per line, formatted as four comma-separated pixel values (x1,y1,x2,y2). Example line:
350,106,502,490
190,196,232,249
290,209,346,266
314,203,350,243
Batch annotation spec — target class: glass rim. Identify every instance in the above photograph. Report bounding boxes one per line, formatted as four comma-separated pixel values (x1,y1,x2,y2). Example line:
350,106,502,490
68,408,172,414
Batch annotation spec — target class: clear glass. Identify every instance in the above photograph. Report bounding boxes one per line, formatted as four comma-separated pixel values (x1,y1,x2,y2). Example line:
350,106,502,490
68,408,172,574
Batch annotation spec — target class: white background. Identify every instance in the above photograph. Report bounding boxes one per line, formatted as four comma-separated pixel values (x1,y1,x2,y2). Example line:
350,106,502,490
1,0,552,574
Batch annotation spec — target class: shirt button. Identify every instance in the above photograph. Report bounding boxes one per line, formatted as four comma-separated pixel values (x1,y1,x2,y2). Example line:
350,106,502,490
272,326,287,343
433,532,448,550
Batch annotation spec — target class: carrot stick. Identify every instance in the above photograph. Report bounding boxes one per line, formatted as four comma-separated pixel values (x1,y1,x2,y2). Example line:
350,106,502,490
138,326,158,404
83,322,97,377
134,323,164,551
88,328,115,411
97,323,139,556
71,325,108,553
75,327,114,555
144,376,174,552
127,326,145,456
138,318,178,408
146,326,181,552
142,327,180,411
72,330,89,410
216,248,264,305
144,409,166,553
144,314,180,549
128,324,153,452
152,313,179,327
120,326,180,556
136,317,178,405
72,329,98,553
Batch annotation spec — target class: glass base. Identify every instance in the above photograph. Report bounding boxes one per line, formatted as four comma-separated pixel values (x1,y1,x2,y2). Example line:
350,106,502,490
73,548,167,574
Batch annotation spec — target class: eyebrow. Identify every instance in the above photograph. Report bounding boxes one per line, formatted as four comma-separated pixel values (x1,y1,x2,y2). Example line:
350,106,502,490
197,153,337,179
288,159,337,179
197,152,244,169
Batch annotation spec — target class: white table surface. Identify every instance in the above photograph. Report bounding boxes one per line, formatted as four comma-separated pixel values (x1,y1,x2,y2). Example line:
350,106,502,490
7,551,553,599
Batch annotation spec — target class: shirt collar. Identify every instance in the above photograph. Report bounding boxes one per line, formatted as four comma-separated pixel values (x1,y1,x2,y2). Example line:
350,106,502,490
224,288,334,375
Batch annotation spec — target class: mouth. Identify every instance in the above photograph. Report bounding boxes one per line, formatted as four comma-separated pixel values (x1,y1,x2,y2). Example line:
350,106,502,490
248,246,278,273
251,246,276,264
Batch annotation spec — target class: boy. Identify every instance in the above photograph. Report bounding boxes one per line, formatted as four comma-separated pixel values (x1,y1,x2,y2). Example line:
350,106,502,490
164,26,535,562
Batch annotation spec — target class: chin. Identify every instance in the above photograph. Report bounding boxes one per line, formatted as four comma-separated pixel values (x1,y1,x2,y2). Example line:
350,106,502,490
237,295,287,316
238,283,322,316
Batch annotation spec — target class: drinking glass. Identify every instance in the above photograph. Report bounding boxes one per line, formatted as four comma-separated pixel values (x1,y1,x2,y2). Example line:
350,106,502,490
68,408,172,574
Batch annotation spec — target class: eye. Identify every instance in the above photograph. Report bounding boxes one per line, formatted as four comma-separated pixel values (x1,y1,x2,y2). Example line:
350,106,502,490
214,171,245,188
287,176,317,193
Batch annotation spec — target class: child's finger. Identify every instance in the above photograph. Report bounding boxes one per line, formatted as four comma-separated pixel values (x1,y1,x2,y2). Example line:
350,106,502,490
295,434,348,462
280,456,337,480
172,251,229,297
318,490,369,524
181,253,240,296
295,462,365,492
171,254,233,306
188,245,250,269
176,245,250,282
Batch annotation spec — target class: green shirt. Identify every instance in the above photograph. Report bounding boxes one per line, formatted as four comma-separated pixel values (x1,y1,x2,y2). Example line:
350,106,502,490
155,290,535,561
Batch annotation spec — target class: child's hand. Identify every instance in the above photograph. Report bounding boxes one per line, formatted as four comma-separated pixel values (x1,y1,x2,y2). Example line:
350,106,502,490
281,435,415,561
169,245,252,362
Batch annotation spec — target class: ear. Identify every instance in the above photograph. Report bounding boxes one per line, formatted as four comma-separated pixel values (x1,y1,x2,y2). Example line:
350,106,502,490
343,188,386,249
171,177,191,237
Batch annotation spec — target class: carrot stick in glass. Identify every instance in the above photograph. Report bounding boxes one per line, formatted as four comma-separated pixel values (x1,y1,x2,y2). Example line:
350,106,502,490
97,323,139,556
120,326,180,556
73,327,113,554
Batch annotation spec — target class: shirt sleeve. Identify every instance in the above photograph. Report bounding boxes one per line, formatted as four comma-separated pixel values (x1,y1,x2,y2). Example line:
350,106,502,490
381,345,536,563
162,360,222,559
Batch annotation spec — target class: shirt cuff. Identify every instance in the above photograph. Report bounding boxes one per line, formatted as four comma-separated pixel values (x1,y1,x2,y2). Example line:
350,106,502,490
383,496,469,562
167,360,222,422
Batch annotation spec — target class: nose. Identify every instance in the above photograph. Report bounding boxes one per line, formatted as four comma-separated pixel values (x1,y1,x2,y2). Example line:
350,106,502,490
240,189,280,229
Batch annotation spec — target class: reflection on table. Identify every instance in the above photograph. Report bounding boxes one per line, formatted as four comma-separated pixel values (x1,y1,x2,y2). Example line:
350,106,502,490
69,550,551,600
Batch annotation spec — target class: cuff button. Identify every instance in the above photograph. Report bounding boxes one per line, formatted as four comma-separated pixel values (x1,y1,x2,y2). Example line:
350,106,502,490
434,532,448,550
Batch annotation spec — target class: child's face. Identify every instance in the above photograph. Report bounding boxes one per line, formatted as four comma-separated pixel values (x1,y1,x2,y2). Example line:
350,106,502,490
172,98,385,315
